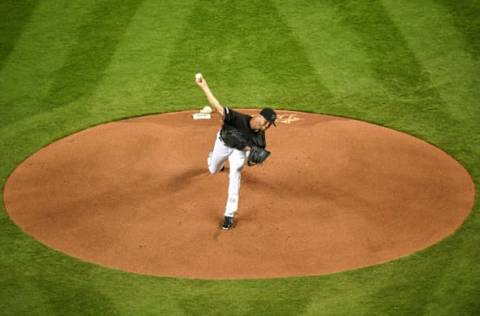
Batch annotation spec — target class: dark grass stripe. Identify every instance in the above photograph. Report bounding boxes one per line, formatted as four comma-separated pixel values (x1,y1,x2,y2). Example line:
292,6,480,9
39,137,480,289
41,0,144,110
0,0,39,71
437,0,480,59
155,0,332,109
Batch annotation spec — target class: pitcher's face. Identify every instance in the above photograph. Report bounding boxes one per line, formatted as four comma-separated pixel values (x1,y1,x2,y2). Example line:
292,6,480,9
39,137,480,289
252,116,272,131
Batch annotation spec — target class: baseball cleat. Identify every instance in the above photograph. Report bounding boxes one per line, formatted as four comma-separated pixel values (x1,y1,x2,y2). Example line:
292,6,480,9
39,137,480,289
222,216,234,230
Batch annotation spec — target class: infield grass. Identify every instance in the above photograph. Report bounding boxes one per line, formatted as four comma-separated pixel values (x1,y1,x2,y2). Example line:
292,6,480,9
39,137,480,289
1,0,479,315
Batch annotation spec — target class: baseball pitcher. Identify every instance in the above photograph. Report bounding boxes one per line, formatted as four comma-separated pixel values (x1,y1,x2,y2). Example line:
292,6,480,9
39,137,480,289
195,74,277,230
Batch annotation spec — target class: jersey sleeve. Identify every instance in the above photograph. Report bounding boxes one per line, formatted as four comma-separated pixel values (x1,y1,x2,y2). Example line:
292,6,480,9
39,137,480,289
223,107,236,124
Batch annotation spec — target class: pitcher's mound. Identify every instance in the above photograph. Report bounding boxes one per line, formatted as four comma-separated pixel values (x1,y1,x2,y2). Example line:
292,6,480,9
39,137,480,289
3,110,475,279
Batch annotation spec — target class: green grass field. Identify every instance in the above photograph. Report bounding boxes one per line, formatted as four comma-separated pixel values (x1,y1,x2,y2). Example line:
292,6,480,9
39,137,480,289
1,0,479,315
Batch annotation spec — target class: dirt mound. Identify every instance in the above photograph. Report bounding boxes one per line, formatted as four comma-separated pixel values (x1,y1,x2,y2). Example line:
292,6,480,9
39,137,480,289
4,110,475,279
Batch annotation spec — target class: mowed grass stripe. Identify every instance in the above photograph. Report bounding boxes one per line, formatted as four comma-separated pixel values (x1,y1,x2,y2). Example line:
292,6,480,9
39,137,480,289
0,0,38,71
90,0,197,116
437,0,480,59
329,0,467,147
332,0,436,99
0,1,97,126
0,267,120,315
272,0,384,98
382,0,480,157
156,0,332,110
41,0,144,111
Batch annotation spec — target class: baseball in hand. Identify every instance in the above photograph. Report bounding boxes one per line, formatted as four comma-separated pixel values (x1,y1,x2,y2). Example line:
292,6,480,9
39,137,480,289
200,106,212,114
195,73,203,82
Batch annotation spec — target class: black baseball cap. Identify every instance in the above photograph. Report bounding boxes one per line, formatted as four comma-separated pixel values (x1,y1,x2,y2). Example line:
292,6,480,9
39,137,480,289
260,108,277,126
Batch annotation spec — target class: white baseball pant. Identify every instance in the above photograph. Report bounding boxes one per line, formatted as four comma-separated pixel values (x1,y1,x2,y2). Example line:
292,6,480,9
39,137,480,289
208,131,247,217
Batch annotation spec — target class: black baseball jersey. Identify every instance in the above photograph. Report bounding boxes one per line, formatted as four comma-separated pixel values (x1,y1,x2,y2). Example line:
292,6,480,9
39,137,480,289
221,107,266,149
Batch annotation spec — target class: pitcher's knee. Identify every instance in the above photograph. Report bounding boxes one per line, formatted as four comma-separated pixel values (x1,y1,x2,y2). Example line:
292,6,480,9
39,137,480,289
230,162,245,173
228,165,239,174
229,166,244,178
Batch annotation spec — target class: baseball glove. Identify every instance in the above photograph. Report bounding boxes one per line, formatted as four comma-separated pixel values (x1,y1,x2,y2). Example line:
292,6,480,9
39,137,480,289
247,146,271,166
